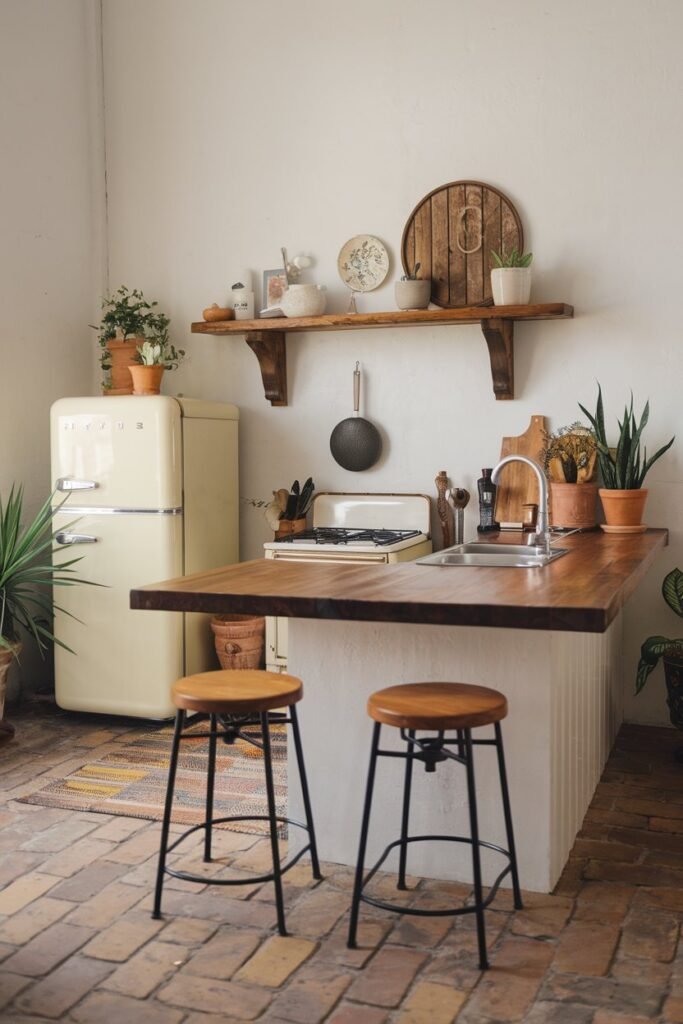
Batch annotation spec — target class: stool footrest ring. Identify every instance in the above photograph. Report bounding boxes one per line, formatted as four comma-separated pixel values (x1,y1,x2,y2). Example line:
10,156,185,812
358,834,513,917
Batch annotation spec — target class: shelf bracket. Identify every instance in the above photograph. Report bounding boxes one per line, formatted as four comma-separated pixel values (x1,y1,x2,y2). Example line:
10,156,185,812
480,318,514,400
245,331,287,406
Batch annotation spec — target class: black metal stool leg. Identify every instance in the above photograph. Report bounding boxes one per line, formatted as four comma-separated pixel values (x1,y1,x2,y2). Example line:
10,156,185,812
204,713,217,863
261,710,287,936
348,721,381,948
397,729,415,890
494,721,523,910
464,729,489,970
289,703,322,880
153,709,185,919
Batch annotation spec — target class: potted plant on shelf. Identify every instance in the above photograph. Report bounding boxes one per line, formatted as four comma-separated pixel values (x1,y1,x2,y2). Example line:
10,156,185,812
635,567,683,736
0,487,95,743
579,384,675,532
92,286,174,395
129,337,185,396
541,422,599,529
395,262,431,310
490,248,533,305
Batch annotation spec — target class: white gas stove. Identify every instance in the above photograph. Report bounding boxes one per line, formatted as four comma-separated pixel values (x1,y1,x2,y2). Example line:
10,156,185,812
263,492,433,669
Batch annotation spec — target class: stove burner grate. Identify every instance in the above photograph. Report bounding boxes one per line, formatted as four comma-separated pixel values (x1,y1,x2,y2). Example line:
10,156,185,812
276,527,421,547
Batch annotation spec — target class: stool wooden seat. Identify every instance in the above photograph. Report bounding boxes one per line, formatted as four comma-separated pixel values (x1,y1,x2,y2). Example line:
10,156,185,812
153,668,320,936
349,680,522,971
368,682,507,731
172,669,303,714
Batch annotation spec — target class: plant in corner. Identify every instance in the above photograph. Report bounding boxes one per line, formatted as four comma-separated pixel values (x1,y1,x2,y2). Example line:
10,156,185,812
129,331,185,397
578,383,675,533
635,567,683,736
91,286,177,395
490,248,533,306
0,487,96,743
541,422,599,529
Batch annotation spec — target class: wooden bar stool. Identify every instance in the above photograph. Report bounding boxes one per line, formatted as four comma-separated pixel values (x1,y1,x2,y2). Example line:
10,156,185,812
153,669,321,935
348,682,522,970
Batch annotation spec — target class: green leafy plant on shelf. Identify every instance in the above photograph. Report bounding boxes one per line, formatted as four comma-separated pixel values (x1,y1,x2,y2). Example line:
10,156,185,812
490,248,533,268
578,383,675,489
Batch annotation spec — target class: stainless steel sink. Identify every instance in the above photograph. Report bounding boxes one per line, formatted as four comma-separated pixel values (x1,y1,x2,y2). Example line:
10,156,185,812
416,542,569,568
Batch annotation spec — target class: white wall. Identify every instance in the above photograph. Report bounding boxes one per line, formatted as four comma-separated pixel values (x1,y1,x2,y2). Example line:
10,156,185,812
1,0,105,690
40,0,683,723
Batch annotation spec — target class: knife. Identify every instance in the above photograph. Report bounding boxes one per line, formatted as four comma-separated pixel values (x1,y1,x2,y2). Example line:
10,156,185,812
297,477,314,518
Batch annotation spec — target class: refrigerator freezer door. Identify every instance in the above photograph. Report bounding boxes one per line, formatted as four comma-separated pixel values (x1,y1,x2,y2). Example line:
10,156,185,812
51,396,182,509
53,511,183,718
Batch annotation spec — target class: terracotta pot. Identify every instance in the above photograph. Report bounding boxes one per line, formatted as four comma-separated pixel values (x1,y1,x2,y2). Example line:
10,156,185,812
598,488,648,533
105,338,142,395
665,654,683,731
210,615,265,671
129,364,165,396
274,518,307,540
0,643,20,744
549,482,598,530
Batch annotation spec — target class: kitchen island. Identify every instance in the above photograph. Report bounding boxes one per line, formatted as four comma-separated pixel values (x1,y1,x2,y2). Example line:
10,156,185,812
131,529,667,892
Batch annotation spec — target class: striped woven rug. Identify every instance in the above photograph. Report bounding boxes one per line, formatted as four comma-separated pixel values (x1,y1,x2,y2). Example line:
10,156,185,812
21,720,287,835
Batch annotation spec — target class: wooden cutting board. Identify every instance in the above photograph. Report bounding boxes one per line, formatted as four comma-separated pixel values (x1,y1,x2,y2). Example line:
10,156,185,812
400,180,524,308
494,415,547,524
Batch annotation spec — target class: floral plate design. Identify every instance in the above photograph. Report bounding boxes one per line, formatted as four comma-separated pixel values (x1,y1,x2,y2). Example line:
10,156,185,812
337,235,390,292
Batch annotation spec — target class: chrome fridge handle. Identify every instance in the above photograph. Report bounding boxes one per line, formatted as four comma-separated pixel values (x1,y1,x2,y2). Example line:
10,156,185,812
55,532,98,545
56,478,98,491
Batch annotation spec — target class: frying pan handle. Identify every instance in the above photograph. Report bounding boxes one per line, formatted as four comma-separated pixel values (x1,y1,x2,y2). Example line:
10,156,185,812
353,361,360,415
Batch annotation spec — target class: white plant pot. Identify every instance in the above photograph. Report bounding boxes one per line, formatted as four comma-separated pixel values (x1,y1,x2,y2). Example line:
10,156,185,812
394,279,431,310
280,284,326,318
491,267,532,306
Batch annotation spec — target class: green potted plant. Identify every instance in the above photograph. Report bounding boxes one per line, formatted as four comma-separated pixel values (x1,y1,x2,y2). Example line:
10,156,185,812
92,286,175,395
0,487,94,742
395,261,431,310
490,248,533,305
541,422,599,529
636,567,683,733
579,384,675,532
129,336,185,396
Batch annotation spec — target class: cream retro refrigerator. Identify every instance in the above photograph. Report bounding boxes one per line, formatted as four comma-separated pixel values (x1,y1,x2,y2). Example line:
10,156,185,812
50,396,239,719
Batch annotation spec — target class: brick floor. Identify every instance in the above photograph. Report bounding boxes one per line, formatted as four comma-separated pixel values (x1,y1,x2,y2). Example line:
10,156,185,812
0,701,682,1020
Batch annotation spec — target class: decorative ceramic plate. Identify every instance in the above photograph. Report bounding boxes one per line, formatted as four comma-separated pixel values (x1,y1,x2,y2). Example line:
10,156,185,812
337,235,390,292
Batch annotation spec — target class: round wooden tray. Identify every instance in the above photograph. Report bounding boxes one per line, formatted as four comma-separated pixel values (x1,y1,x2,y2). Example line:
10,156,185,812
400,180,524,308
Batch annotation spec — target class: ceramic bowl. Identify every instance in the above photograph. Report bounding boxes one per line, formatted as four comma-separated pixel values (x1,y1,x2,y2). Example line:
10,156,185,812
280,284,326,318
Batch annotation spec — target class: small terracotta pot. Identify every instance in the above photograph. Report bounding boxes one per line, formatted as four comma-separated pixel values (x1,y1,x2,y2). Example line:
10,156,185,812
598,488,648,532
274,518,307,540
105,338,142,395
210,615,265,671
129,364,165,395
549,482,598,530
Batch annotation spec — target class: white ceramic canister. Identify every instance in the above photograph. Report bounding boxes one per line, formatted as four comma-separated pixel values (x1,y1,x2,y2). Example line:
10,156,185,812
280,283,326,317
232,271,255,320
490,267,532,306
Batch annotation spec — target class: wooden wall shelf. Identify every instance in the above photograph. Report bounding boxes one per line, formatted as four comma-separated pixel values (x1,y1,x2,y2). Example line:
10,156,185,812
191,303,574,406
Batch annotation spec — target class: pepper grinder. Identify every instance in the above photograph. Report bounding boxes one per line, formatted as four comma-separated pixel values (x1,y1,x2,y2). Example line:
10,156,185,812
477,468,499,533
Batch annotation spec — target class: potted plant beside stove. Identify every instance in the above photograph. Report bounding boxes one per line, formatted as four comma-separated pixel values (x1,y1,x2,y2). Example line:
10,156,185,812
579,384,675,532
541,422,599,530
636,567,683,735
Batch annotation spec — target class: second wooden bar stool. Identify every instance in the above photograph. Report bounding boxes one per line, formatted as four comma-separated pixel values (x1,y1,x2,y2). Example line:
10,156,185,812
348,682,523,970
153,669,321,935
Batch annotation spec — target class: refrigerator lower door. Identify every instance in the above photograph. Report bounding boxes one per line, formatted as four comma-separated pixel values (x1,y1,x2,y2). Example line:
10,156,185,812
53,511,183,718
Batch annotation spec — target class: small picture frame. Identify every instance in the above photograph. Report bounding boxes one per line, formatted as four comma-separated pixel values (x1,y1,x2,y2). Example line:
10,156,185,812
262,269,288,309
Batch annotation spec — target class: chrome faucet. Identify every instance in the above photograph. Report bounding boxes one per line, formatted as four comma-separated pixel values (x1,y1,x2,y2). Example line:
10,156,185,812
491,456,550,553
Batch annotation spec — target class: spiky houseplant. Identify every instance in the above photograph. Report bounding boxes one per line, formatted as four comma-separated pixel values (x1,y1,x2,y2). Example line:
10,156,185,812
0,487,95,740
490,248,533,269
635,568,683,731
578,384,674,489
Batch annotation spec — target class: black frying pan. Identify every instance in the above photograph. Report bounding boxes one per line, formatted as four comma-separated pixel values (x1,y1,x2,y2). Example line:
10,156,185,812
330,362,382,472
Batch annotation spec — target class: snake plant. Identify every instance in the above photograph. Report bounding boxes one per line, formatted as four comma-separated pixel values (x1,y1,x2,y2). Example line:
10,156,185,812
636,568,683,694
0,487,95,657
578,384,675,489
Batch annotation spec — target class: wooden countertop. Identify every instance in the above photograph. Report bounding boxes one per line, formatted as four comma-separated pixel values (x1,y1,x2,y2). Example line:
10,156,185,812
130,529,667,634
